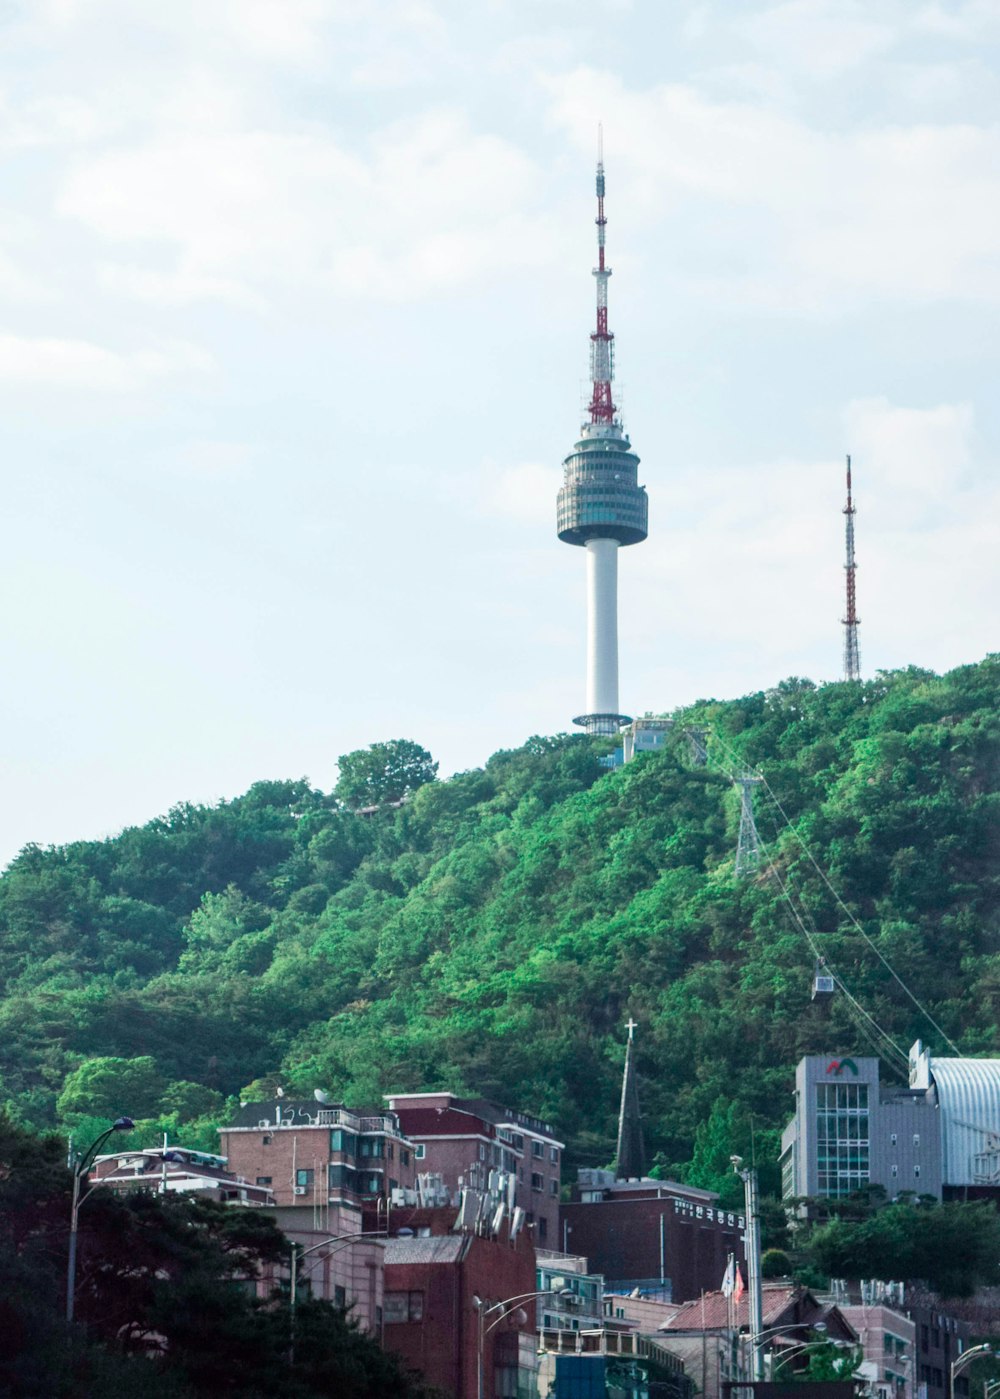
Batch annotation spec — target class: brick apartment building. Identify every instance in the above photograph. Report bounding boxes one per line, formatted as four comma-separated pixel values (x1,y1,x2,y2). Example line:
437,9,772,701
561,1169,747,1303
91,1143,274,1206
387,1091,564,1244
382,1212,537,1399
218,1097,417,1214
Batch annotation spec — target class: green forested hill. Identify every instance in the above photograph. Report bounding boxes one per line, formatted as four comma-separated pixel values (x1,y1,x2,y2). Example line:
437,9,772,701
3,656,999,1198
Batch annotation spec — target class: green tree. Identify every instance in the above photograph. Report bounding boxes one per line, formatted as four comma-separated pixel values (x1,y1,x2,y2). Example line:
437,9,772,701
334,740,438,808
57,1055,165,1122
807,1199,1000,1297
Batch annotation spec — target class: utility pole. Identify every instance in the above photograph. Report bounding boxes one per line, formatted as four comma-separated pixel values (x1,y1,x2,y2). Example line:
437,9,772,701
732,1157,764,1381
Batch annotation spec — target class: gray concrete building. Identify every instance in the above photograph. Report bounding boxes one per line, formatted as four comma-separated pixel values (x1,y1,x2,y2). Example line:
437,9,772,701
780,1054,942,1204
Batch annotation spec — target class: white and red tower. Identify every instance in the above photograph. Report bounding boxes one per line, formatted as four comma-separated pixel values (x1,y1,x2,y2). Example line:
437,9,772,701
556,134,648,735
842,455,861,682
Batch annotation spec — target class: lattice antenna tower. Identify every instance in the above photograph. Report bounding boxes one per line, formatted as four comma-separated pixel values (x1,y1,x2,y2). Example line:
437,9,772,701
842,454,861,682
734,771,763,877
685,724,710,767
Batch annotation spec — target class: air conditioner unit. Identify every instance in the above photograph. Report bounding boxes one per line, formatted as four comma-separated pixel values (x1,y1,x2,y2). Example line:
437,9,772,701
293,1186,307,1196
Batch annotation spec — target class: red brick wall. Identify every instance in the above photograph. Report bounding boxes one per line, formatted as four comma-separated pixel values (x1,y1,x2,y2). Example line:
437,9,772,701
561,1197,745,1303
383,1226,536,1399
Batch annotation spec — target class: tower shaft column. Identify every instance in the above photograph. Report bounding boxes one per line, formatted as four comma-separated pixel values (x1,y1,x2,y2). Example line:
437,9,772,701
585,538,620,721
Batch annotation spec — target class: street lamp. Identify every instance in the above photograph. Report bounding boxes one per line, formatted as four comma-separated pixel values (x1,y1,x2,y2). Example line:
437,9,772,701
735,1322,832,1385
288,1230,387,1366
66,1116,135,1324
950,1343,999,1399
473,1288,573,1399
731,1156,764,1382
769,1338,851,1379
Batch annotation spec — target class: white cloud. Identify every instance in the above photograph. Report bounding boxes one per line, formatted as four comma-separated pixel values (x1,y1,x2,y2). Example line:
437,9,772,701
485,461,562,524
843,397,976,509
737,0,897,78
58,112,554,303
98,261,263,309
545,67,1000,312
0,332,213,390
166,440,257,479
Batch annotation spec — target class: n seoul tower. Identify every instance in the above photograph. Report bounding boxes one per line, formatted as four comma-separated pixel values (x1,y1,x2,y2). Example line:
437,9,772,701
557,133,648,735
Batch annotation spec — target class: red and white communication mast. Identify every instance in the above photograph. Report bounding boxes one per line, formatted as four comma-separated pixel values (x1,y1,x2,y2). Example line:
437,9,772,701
842,455,861,682
589,124,615,426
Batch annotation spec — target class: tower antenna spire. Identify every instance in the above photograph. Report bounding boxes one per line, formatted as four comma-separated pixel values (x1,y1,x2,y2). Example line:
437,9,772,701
590,122,615,425
557,133,649,736
842,454,861,682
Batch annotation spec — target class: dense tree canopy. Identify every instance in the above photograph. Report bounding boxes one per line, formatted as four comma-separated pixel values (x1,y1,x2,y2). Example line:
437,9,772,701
808,1198,1000,1298
334,739,438,808
0,1114,432,1397
0,659,997,1206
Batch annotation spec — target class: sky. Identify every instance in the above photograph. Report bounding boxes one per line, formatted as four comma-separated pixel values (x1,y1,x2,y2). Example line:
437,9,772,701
1,0,999,865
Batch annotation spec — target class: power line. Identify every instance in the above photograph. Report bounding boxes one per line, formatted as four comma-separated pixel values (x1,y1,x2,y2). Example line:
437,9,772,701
705,727,961,1058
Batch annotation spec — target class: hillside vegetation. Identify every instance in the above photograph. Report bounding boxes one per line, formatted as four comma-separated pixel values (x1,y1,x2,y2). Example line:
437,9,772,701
2,656,998,1197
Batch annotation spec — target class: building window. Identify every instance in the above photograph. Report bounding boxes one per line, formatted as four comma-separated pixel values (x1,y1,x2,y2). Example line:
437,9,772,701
914,1164,921,1177
890,1133,897,1146
358,1136,383,1159
256,1176,272,1185
400,1148,410,1166
386,1142,394,1160
296,1168,314,1188
531,1172,544,1191
262,1135,272,1146
538,1215,548,1240
550,1179,559,1196
891,1164,898,1177
414,1143,425,1160
328,1164,359,1191
334,1285,346,1309
913,1134,920,1147
532,1141,544,1158
330,1129,358,1156
815,1082,870,1197
384,1291,423,1323
479,1144,486,1161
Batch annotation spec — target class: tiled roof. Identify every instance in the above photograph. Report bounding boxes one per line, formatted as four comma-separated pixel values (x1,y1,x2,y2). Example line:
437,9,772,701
384,1235,468,1266
662,1284,802,1332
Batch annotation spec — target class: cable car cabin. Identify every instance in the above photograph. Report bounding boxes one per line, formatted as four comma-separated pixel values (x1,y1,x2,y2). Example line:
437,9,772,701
812,972,836,1002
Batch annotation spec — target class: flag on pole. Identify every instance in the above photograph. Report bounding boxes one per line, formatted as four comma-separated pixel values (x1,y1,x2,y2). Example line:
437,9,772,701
733,1265,746,1303
721,1255,735,1296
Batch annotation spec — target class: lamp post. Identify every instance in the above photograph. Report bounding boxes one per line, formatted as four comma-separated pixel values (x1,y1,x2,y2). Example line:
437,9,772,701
66,1116,135,1324
288,1230,386,1366
735,1323,830,1385
731,1156,764,1381
473,1288,573,1399
768,1338,851,1381
950,1343,998,1399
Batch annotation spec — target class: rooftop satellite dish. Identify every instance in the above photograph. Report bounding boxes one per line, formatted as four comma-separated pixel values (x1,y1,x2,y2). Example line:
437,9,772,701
314,1089,329,1103
275,1087,284,1097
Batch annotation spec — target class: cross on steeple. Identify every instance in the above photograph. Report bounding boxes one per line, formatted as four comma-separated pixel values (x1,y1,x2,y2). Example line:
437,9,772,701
615,1018,645,1180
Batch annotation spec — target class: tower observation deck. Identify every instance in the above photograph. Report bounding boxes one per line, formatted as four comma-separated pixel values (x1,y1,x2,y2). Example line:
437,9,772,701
557,135,648,736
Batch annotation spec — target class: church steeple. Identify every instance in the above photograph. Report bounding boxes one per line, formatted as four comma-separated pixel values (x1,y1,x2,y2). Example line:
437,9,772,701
614,1017,646,1180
